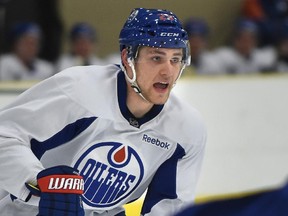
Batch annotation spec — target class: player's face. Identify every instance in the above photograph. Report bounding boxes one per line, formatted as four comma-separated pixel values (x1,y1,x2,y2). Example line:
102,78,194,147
14,34,40,63
134,47,183,104
72,37,94,58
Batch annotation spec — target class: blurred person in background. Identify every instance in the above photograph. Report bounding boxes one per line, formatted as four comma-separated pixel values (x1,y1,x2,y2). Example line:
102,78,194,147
214,18,276,74
182,17,222,75
105,50,121,65
56,22,105,71
0,22,55,81
271,19,288,72
242,0,288,47
0,0,63,63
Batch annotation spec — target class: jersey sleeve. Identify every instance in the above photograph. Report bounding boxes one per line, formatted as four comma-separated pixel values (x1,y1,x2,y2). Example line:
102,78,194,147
141,125,207,216
0,71,89,201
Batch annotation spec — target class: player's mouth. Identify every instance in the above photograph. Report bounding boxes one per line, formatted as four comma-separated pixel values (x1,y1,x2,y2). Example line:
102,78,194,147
153,82,169,93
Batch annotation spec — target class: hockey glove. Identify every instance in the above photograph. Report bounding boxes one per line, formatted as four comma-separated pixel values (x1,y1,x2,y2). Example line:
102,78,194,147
26,165,84,216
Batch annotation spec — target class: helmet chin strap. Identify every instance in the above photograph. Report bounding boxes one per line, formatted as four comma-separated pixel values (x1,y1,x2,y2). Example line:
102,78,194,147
121,58,149,102
173,64,186,87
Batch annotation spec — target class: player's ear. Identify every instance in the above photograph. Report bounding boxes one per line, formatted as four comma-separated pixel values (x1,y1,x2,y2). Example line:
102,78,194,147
121,48,130,69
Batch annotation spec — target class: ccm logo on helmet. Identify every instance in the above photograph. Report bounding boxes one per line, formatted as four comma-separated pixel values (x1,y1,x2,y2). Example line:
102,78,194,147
160,32,180,37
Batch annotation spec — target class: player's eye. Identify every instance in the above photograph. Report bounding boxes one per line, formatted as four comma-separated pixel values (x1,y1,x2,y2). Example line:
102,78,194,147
171,57,182,64
152,56,162,62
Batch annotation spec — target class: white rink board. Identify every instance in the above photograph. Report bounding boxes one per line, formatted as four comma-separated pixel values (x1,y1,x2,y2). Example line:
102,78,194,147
1,74,288,196
174,74,288,196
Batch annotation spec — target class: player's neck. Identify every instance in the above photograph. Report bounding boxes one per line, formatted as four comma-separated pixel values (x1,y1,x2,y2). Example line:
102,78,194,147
126,86,153,118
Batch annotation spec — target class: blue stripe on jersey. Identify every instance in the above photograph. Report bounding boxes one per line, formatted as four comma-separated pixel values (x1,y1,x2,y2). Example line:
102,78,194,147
141,144,186,215
117,71,164,128
30,117,97,159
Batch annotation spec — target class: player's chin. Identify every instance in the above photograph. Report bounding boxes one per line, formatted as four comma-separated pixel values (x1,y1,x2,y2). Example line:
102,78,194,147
146,85,171,104
151,92,170,105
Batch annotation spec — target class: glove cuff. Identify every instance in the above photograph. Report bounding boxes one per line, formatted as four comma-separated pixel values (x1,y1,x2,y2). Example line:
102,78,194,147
38,174,84,194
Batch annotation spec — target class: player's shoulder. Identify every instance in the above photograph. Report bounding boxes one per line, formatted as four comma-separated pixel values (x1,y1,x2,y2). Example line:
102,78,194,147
169,94,204,123
50,64,121,115
53,64,121,93
54,64,120,84
164,94,206,142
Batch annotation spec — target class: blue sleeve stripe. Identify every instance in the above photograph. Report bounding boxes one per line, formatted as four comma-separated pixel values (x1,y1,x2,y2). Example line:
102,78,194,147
30,117,97,159
141,144,185,215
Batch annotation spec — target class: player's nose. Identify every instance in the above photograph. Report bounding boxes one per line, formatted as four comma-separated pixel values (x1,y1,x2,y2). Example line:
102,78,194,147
159,61,174,77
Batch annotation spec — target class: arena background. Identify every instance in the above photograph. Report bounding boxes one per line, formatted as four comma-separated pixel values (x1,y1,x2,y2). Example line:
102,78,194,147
59,0,244,57
1,73,287,215
1,0,288,215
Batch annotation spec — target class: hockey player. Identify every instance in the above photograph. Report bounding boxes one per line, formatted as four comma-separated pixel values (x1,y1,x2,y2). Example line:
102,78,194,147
56,22,105,71
0,8,206,216
0,22,55,81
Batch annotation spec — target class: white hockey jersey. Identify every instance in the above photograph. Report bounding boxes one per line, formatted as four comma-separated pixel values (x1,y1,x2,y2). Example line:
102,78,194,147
0,64,206,216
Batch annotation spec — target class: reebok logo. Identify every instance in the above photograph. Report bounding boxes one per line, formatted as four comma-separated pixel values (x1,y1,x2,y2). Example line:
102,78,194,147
142,134,170,149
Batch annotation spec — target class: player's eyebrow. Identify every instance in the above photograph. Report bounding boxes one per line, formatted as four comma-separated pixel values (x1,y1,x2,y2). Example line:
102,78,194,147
149,48,183,57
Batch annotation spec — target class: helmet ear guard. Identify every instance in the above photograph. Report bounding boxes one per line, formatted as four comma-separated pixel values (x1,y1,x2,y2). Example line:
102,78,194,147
120,49,137,87
184,41,191,66
120,46,135,69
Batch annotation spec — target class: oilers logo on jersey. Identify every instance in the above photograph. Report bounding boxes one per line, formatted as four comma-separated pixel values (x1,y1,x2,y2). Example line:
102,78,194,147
74,142,144,208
